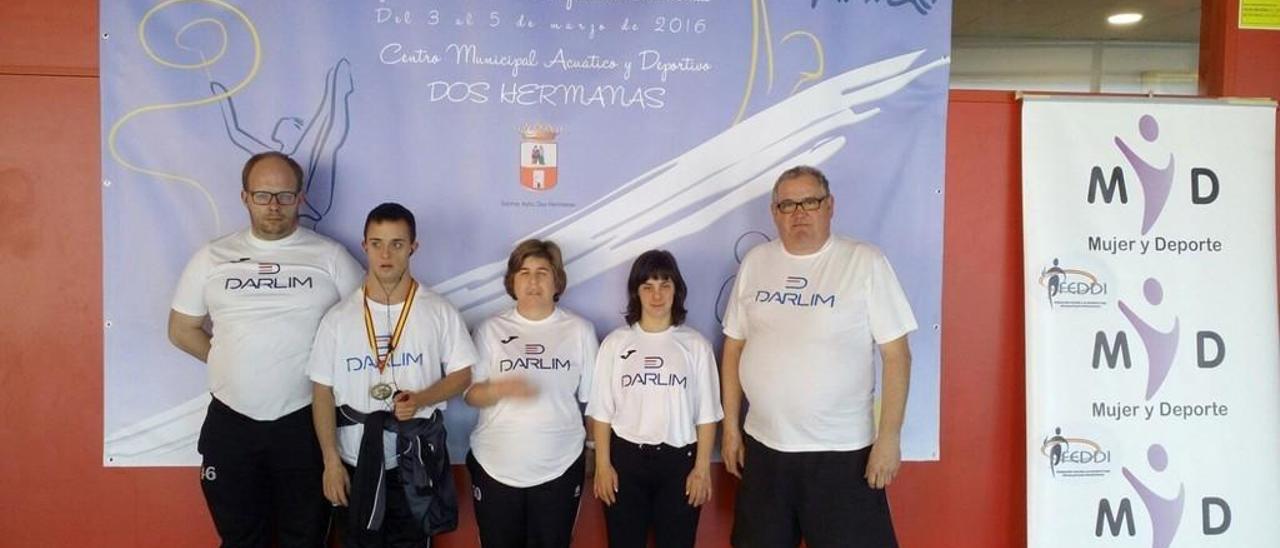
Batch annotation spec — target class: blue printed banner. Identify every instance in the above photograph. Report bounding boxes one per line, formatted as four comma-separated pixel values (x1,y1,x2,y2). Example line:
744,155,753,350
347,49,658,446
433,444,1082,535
1023,97,1280,547
102,0,950,466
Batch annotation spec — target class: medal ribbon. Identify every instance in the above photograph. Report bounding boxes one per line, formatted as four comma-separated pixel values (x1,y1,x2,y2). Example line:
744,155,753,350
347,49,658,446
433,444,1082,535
362,279,418,374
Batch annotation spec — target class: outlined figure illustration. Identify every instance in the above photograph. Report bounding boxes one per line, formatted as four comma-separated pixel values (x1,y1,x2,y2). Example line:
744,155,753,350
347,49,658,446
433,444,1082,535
716,231,773,323
209,57,354,228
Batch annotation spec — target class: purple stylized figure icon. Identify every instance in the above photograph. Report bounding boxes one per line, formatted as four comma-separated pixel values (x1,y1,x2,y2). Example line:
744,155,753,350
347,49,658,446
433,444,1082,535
1115,115,1175,235
1118,278,1179,400
1122,444,1185,548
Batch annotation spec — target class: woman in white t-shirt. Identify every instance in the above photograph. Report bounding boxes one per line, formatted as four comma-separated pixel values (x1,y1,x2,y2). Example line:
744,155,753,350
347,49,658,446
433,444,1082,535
465,239,599,548
586,249,724,548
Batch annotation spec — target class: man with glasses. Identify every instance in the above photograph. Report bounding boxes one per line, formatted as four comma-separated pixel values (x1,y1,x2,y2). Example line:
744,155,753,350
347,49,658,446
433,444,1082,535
720,165,917,548
168,151,363,547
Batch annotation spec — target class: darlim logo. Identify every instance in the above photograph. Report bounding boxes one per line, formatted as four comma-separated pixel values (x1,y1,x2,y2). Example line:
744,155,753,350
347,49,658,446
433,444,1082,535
500,342,570,372
755,275,836,308
500,357,571,372
225,277,313,290
226,262,313,290
622,355,685,388
346,352,423,372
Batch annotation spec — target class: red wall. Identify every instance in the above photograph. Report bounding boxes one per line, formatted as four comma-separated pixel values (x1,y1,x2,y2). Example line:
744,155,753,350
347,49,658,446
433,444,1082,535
1200,0,1280,278
0,2,1271,546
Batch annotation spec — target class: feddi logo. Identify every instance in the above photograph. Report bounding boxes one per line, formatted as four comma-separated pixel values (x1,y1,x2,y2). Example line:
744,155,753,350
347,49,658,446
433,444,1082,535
1039,258,1108,309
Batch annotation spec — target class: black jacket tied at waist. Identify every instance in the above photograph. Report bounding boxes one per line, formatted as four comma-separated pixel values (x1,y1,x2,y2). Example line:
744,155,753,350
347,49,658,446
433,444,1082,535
337,405,458,537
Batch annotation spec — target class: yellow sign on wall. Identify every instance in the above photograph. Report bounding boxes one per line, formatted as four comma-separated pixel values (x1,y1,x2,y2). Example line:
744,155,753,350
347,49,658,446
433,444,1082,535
1241,0,1280,29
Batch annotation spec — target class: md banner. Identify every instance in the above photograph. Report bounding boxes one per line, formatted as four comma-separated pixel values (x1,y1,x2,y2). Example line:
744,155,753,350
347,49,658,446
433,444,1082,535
1023,96,1280,547
102,0,950,466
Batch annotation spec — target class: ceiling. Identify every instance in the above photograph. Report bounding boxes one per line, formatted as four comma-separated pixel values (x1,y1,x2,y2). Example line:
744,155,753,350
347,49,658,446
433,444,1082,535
954,0,1202,42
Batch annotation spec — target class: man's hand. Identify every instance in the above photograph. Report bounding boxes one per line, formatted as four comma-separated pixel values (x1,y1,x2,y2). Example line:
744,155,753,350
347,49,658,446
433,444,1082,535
685,465,712,506
393,391,419,421
865,435,901,489
722,426,745,478
322,459,350,506
720,337,746,479
867,335,910,489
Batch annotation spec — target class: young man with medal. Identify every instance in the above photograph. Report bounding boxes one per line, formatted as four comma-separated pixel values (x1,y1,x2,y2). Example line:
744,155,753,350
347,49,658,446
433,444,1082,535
168,151,364,547
308,202,478,547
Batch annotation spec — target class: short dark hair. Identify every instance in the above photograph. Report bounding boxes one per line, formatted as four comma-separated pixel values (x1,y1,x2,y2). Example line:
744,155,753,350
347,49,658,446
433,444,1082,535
624,249,688,326
364,202,417,242
771,165,831,203
241,151,303,192
504,239,568,302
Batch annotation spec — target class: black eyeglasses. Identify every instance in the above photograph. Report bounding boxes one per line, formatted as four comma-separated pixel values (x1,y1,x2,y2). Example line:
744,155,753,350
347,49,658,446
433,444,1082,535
248,191,299,206
774,195,828,214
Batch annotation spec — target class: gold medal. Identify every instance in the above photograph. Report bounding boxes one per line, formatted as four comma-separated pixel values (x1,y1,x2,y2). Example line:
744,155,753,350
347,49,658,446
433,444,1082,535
363,280,419,402
363,280,418,374
370,383,395,401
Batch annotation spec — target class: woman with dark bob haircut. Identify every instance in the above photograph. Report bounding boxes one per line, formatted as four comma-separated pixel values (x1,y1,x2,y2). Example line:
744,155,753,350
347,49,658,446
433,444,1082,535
464,239,600,547
585,249,724,548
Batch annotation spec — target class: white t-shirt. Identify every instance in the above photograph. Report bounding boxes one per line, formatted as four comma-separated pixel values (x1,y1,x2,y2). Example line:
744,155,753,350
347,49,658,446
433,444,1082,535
171,227,363,420
586,324,723,447
469,307,599,487
308,283,478,468
722,236,917,452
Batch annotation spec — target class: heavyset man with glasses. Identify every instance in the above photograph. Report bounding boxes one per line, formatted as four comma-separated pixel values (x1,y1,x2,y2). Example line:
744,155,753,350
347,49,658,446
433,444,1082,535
168,151,363,547
720,165,917,548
